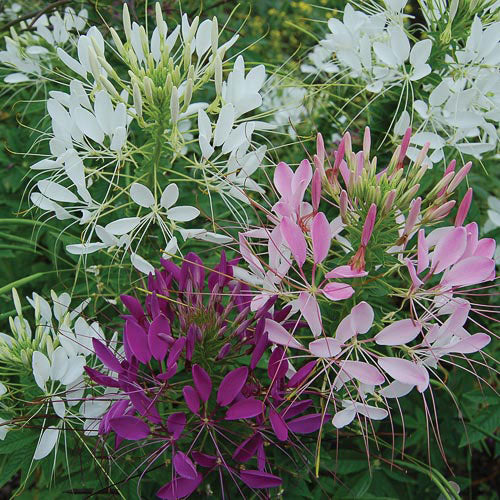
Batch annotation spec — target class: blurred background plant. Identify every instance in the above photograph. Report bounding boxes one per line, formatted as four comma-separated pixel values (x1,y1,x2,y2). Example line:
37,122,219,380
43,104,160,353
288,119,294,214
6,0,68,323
0,0,498,498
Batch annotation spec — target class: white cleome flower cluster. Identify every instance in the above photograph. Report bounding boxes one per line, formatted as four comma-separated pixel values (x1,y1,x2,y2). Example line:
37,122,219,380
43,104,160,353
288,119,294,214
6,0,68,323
23,3,270,269
302,1,500,165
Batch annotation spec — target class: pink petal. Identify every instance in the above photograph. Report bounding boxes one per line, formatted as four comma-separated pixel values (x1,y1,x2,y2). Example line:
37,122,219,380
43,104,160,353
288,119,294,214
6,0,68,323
378,357,429,392
361,203,377,246
280,217,306,267
311,212,331,264
406,259,423,288
431,227,467,274
264,319,303,349
350,301,374,333
417,229,429,274
309,338,342,358
474,238,496,259
325,265,367,279
375,319,422,346
332,408,356,428
379,380,414,398
217,366,248,406
443,333,490,354
273,162,293,199
298,292,323,337
312,169,322,211
340,360,384,385
440,256,495,287
322,282,355,301
192,364,212,402
225,397,264,420
335,314,355,343
291,159,312,201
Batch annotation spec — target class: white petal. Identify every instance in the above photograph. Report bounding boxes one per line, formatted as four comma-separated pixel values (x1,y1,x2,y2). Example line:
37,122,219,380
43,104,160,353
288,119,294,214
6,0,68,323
131,252,155,274
110,126,127,151
32,351,51,391
130,183,155,207
34,427,60,460
94,90,114,135
105,217,141,235
60,356,86,385
74,107,104,144
167,206,200,222
195,19,212,57
57,48,86,77
410,39,432,66
199,134,214,159
332,408,356,428
213,103,235,147
5,73,30,83
160,183,179,209
66,242,106,255
50,346,69,381
197,109,212,141
390,26,410,63
52,396,66,418
37,180,79,203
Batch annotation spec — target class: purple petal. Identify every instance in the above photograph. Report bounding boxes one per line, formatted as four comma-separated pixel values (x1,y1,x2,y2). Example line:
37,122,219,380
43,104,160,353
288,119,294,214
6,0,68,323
109,416,149,440
183,386,200,414
240,470,282,489
173,451,198,480
167,338,186,368
84,366,121,388
156,474,202,500
125,320,151,364
120,294,145,321
192,451,217,468
311,212,331,264
280,217,306,267
268,347,288,381
281,400,313,420
148,313,171,361
225,397,264,420
232,433,261,462
217,366,248,407
378,357,429,392
269,408,288,441
92,338,122,373
287,413,329,434
375,319,422,346
340,360,384,385
192,364,212,402
287,360,317,388
167,412,186,439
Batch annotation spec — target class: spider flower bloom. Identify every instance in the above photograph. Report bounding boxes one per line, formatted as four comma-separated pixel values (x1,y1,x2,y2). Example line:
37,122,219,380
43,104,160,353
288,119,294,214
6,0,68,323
84,252,325,498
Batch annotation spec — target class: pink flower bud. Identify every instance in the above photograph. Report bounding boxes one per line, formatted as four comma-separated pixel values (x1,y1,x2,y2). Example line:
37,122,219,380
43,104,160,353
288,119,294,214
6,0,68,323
316,133,325,166
428,200,456,221
333,135,346,171
404,197,421,236
361,203,377,246
312,169,322,211
340,189,348,222
447,162,472,193
383,190,397,214
455,188,473,227
397,128,412,169
363,127,371,161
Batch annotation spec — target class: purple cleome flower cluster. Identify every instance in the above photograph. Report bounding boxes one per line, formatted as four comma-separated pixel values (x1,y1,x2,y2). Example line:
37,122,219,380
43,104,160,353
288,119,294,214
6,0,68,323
85,253,326,498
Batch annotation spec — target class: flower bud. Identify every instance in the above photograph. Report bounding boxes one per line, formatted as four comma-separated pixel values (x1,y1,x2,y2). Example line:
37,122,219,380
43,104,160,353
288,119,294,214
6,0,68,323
363,127,371,163
110,27,126,56
427,200,456,221
12,288,22,317
183,78,193,110
170,86,179,124
123,4,132,42
446,162,472,194
215,54,222,95
133,82,143,118
143,76,154,101
211,17,219,55
455,188,472,227
340,190,348,223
